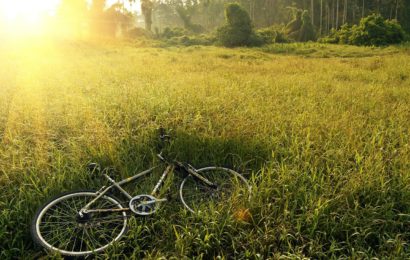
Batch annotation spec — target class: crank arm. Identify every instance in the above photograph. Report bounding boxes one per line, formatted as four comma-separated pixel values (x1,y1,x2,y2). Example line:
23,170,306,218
137,198,167,207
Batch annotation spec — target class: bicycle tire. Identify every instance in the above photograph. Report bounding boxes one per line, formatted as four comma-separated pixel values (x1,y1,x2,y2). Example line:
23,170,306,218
179,167,251,213
31,190,128,257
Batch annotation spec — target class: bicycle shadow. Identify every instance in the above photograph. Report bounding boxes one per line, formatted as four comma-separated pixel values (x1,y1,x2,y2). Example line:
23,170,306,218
167,130,270,172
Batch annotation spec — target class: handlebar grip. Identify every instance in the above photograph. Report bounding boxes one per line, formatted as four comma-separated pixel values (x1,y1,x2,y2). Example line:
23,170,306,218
159,127,171,141
159,127,165,137
87,163,101,176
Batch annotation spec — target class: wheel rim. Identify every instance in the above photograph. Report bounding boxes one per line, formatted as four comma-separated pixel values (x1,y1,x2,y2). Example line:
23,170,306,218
180,167,251,213
35,192,127,256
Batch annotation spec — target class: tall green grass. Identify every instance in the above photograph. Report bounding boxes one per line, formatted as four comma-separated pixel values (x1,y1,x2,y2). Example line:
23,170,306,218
0,40,409,258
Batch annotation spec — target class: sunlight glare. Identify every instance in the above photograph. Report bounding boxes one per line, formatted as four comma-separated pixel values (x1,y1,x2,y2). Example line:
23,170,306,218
0,0,60,34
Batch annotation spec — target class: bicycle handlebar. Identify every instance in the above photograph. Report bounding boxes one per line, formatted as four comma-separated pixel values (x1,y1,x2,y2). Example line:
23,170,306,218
159,127,171,142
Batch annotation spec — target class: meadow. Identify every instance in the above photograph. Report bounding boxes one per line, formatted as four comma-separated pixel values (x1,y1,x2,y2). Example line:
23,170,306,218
0,39,409,258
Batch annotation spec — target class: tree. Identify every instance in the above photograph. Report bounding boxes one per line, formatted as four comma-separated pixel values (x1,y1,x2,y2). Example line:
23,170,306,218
175,6,205,33
285,8,303,35
298,10,316,41
216,3,259,47
141,0,153,31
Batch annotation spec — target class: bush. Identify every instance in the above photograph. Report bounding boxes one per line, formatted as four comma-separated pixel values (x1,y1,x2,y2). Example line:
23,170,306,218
126,27,153,38
257,26,290,44
275,30,291,43
350,14,405,46
216,3,260,47
257,27,276,44
405,33,410,42
320,14,406,46
166,34,216,46
161,27,189,39
158,27,215,46
319,24,351,44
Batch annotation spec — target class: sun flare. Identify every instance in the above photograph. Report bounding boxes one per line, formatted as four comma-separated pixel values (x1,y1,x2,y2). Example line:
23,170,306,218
0,0,60,34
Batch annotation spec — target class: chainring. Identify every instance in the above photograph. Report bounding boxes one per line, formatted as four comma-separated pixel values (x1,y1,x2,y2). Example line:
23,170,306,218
129,194,158,216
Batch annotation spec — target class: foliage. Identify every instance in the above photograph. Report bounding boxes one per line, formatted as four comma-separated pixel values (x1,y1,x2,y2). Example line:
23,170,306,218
320,24,355,45
351,14,406,46
141,0,154,31
50,0,410,41
285,9,303,35
87,1,135,38
260,42,400,58
217,3,261,47
1,41,410,259
297,11,316,42
165,34,216,46
157,27,215,46
285,9,316,42
175,6,206,34
160,27,189,39
126,27,153,39
257,26,290,44
320,14,406,46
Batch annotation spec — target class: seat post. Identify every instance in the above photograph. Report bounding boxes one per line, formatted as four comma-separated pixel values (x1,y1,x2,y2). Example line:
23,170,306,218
151,165,173,196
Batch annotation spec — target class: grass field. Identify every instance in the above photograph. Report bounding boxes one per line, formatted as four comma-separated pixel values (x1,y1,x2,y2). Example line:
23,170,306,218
0,39,410,258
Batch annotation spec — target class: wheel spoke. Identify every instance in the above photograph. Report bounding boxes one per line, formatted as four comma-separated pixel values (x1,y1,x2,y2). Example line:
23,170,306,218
181,168,251,213
34,191,127,256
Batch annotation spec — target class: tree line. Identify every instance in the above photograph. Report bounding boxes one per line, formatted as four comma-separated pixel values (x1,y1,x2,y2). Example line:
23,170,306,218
152,0,410,33
55,0,410,38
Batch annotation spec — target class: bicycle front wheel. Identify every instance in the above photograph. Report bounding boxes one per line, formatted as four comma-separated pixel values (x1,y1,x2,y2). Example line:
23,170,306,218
31,190,128,257
179,167,251,213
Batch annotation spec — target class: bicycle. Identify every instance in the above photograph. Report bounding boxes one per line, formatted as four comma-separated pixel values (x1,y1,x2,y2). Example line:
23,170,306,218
31,128,252,257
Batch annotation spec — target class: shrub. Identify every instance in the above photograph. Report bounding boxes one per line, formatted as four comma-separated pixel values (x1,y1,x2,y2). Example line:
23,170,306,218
216,3,260,47
166,34,216,46
126,27,153,38
275,30,291,43
257,26,290,44
320,14,406,46
257,27,276,44
319,24,351,44
161,27,189,39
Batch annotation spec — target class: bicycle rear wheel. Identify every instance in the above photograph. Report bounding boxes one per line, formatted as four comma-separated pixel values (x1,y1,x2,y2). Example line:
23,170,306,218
31,190,128,257
179,167,251,213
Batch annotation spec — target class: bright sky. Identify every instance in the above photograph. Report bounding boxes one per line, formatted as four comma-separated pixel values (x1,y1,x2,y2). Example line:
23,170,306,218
0,0,60,23
0,0,139,34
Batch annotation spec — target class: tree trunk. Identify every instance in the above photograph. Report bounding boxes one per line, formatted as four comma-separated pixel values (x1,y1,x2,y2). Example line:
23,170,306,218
352,0,355,23
336,0,339,28
327,2,330,32
311,0,314,26
342,0,347,24
362,0,365,18
320,0,323,35
395,0,399,20
332,0,335,29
